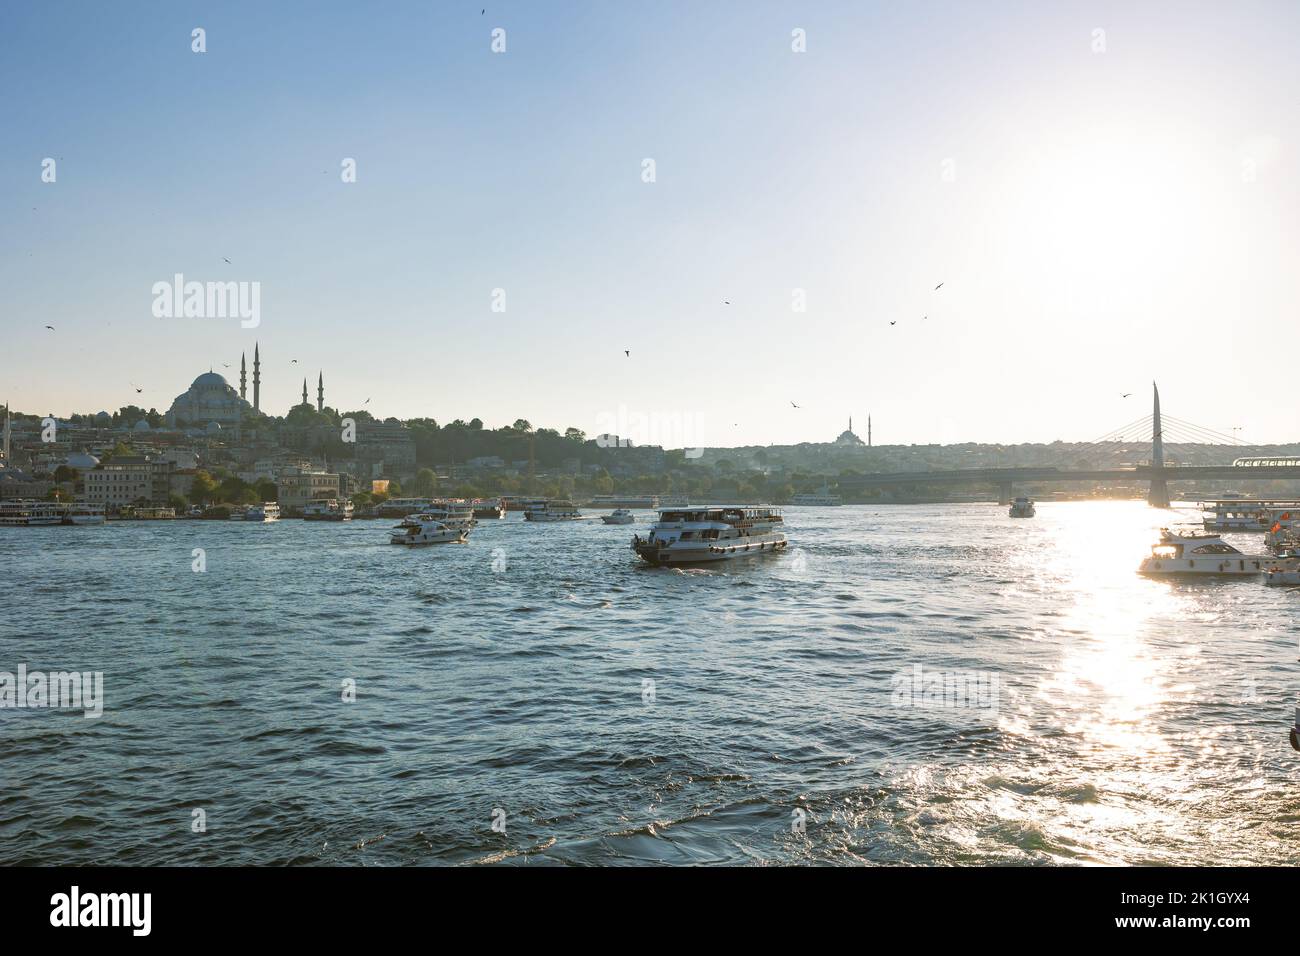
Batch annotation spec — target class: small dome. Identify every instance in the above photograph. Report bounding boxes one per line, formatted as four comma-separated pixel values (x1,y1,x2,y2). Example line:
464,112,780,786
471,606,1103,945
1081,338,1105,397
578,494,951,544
193,372,229,389
134,419,151,432
205,421,222,433
65,452,99,470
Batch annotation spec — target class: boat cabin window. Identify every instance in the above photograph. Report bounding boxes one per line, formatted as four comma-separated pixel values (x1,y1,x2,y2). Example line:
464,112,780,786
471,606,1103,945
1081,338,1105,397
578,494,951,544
1190,543,1239,555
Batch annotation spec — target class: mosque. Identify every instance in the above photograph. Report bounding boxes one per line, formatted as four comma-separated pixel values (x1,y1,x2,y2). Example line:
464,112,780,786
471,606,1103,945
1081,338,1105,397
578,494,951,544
165,344,331,431
833,416,870,447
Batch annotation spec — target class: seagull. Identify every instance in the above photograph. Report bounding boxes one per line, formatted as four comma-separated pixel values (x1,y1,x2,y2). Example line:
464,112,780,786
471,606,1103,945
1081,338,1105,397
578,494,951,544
624,350,630,357
922,315,928,321
723,300,731,305
889,320,897,326
223,257,231,264
44,325,55,331
222,363,230,368
934,282,944,290
790,401,801,409
131,383,143,393
290,359,299,364
1121,393,1132,398
363,398,371,404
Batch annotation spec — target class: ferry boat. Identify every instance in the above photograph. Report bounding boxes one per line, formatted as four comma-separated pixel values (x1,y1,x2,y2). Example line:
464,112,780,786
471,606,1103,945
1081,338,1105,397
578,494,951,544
601,509,635,525
472,498,506,519
0,500,65,526
303,499,353,521
228,507,246,521
1201,499,1300,532
64,503,106,525
789,483,842,507
632,505,787,565
1009,496,1036,518
243,503,280,522
427,500,476,529
375,497,435,518
1138,527,1268,577
524,499,583,521
389,513,470,546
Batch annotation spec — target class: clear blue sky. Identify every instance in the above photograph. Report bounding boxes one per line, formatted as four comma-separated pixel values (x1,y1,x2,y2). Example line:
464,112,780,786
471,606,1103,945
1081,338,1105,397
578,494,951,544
3,1,1298,447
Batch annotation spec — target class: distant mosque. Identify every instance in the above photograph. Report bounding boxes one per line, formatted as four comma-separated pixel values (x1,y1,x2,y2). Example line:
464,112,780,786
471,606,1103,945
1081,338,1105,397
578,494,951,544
834,415,870,447
165,343,330,429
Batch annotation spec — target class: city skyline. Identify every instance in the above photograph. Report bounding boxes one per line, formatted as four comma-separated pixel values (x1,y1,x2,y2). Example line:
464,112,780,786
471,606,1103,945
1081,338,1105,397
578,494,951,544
4,1,1299,446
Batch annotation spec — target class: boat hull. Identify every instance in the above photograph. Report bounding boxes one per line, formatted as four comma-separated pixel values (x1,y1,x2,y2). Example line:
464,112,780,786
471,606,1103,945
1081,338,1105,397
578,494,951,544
633,535,787,566
1139,556,1265,576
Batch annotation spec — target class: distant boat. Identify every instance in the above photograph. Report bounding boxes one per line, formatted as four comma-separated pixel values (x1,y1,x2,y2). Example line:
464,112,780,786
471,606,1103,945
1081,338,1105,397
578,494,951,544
472,497,506,519
243,503,280,522
303,499,353,521
601,509,635,525
0,500,64,526
524,499,583,522
789,483,841,507
1009,496,1035,518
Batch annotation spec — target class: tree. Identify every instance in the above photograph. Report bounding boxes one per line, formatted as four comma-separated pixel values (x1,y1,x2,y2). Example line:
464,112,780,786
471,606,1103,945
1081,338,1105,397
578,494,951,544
413,468,438,497
564,427,586,442
53,465,77,483
254,478,278,502
190,471,218,503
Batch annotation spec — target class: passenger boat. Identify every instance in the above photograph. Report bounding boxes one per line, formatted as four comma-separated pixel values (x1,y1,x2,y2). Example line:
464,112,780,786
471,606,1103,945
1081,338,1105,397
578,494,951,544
632,505,787,565
1008,496,1035,518
1263,565,1300,587
1201,499,1300,532
427,500,476,529
601,509,635,525
1138,527,1268,577
389,513,470,545
524,499,583,521
789,483,842,506
64,503,106,525
228,507,246,521
0,500,65,526
303,499,353,521
243,503,280,522
472,498,506,519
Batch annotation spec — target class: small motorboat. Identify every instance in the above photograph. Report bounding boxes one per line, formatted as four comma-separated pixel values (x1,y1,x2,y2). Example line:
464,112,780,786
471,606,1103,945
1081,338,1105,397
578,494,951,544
1008,496,1035,518
1264,566,1300,587
389,513,470,545
1139,527,1267,577
601,509,635,525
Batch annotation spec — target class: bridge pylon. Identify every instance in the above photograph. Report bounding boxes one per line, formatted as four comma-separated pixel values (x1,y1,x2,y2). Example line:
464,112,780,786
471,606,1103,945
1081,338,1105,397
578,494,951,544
1147,381,1171,508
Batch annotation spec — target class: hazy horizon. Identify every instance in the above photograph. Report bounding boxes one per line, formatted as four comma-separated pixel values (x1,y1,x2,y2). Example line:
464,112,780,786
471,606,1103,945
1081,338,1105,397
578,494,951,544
4,1,1298,446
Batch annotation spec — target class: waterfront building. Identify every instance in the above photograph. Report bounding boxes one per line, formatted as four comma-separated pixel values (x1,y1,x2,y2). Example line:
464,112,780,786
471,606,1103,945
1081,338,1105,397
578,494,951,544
83,456,174,507
277,467,341,511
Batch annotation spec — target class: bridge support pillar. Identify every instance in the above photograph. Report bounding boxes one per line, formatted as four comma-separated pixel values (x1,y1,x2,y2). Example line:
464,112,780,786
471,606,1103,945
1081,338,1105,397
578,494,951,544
1148,477,1171,509
998,482,1012,506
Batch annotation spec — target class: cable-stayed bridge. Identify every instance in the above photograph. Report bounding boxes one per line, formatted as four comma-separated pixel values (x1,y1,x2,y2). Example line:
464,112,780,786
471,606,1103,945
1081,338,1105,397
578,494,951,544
835,384,1300,507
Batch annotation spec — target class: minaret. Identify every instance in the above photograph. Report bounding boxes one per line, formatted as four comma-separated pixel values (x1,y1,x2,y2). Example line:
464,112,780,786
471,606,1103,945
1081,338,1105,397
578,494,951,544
2,403,9,465
302,378,309,406
317,372,324,412
252,343,261,413
868,415,872,448
240,353,247,400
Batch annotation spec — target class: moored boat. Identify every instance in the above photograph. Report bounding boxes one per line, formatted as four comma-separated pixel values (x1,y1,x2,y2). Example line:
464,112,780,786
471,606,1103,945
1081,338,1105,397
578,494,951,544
472,497,506,519
0,499,65,526
1009,496,1035,518
303,499,354,521
1138,527,1267,577
632,505,787,565
243,503,280,522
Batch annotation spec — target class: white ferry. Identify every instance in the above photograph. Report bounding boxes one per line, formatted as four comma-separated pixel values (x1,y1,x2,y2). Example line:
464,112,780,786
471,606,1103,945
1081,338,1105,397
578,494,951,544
1201,499,1300,532
632,505,787,565
427,500,476,529
524,499,583,521
376,497,435,518
789,483,841,507
1009,496,1036,518
1138,528,1268,577
389,513,470,546
244,503,280,522
472,498,506,519
601,509,635,525
64,503,106,525
303,499,354,521
0,500,65,526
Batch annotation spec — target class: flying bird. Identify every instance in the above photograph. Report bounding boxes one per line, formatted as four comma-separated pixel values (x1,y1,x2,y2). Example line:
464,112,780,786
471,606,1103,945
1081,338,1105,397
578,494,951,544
290,359,299,364
922,315,928,321
723,300,731,305
223,257,231,264
790,401,801,409
624,350,630,357
363,398,371,405
889,320,897,326
44,325,55,331
934,282,944,290
131,383,143,393
1121,393,1132,398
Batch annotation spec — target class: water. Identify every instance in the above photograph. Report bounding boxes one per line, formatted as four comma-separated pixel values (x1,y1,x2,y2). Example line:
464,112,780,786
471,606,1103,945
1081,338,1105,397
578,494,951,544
2,502,1297,866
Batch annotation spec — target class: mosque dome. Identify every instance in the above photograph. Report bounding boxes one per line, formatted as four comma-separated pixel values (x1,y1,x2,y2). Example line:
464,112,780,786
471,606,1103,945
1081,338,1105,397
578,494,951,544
167,370,250,428
193,371,229,389
206,421,222,433
133,419,151,432
65,452,100,470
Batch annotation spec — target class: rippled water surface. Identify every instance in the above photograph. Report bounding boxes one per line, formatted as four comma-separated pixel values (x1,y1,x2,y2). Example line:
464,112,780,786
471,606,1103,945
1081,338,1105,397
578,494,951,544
3,502,1298,865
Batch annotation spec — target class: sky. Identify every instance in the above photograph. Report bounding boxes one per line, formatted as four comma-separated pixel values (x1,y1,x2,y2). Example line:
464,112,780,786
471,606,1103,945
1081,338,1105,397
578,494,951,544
2,1,1298,448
